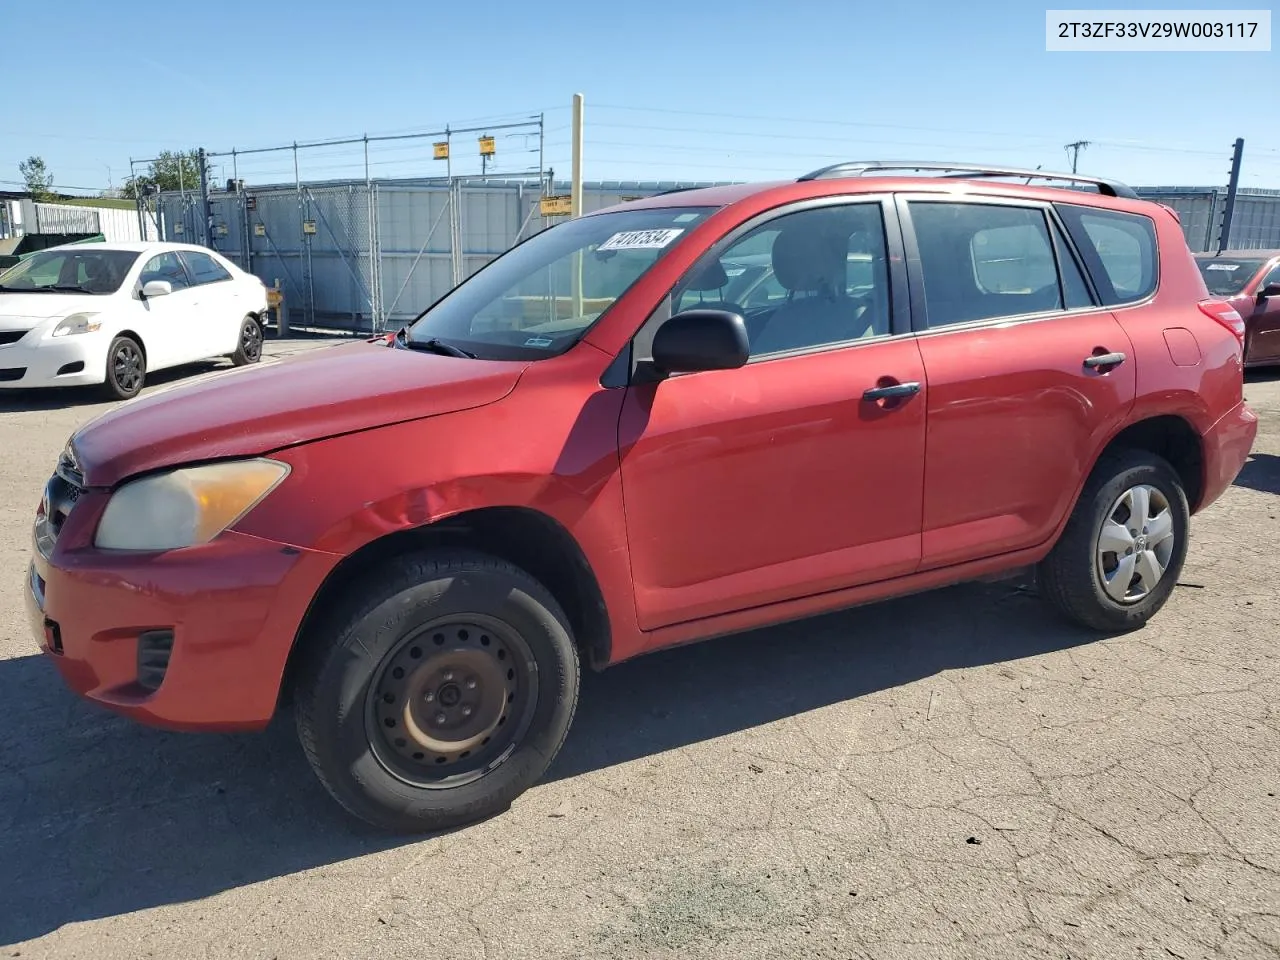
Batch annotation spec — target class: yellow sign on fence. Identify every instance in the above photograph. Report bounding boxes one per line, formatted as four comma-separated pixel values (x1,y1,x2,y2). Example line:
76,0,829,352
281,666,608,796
433,141,449,160
539,195,573,217
254,223,266,237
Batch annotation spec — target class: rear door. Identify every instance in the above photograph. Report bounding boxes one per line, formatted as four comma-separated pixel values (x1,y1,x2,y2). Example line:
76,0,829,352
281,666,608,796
898,195,1137,570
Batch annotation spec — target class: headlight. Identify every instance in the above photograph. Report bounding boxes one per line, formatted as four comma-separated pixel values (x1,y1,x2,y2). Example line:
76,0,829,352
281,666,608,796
52,312,101,337
94,458,290,551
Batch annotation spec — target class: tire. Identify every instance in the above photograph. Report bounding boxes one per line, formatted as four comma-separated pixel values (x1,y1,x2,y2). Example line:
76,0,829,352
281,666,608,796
294,550,580,834
230,315,263,366
103,335,146,400
1038,449,1189,633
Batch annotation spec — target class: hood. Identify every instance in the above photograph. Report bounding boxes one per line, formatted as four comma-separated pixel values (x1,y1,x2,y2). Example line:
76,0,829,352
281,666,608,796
0,292,102,325
72,340,529,487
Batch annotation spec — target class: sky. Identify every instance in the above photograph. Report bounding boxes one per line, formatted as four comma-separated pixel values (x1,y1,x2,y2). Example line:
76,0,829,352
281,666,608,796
3,0,1278,195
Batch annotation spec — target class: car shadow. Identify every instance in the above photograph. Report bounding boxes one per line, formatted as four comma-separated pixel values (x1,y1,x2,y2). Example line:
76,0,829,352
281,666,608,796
1233,451,1280,495
0,361,231,412
0,579,1097,946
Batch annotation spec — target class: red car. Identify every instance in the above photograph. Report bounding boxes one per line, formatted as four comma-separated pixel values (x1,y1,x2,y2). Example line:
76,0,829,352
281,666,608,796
1194,249,1280,367
28,161,1257,833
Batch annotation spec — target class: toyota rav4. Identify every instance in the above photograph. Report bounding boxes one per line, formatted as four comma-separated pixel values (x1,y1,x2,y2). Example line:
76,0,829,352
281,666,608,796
27,161,1257,833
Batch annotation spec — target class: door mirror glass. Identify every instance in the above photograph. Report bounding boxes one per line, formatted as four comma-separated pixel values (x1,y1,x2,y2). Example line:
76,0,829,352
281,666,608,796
650,309,750,374
141,280,173,299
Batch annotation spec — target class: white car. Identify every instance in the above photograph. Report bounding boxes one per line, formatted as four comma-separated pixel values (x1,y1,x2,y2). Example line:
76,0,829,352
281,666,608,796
0,241,269,400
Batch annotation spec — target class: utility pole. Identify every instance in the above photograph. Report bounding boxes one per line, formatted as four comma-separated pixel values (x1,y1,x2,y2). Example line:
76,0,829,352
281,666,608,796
570,92,585,319
1065,140,1091,174
1217,137,1245,254
570,93,584,218
198,147,211,249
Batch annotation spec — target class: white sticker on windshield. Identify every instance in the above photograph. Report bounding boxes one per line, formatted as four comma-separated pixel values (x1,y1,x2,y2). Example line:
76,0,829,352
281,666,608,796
1205,263,1239,271
673,213,700,223
597,228,685,251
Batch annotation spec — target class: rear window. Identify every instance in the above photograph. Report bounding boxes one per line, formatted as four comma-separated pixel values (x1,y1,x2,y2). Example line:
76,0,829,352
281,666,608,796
1195,256,1267,296
1056,204,1158,305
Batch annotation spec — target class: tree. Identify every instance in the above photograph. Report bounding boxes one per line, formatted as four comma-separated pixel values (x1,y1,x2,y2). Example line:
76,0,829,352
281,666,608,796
19,156,54,200
121,149,203,198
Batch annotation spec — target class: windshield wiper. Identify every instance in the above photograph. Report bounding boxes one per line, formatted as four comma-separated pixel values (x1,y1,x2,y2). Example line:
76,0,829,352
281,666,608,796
403,335,477,359
49,284,93,293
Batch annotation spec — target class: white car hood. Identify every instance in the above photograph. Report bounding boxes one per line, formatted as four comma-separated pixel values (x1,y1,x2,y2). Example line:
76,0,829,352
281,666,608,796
0,292,103,327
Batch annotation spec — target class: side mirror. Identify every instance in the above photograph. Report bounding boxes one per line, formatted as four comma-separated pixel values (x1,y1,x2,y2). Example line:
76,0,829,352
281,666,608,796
649,309,750,375
1259,283,1280,299
141,280,172,299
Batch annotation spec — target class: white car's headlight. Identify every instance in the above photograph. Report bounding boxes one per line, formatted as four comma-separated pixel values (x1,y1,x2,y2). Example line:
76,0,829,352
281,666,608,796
51,312,102,337
94,459,290,551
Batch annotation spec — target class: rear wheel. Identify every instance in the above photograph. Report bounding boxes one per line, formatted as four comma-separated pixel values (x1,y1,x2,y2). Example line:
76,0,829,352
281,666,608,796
294,550,579,834
103,335,146,400
1038,450,1189,632
230,315,263,366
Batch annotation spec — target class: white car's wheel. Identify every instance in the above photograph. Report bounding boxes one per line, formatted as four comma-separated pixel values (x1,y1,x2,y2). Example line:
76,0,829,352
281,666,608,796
231,316,263,366
103,336,146,400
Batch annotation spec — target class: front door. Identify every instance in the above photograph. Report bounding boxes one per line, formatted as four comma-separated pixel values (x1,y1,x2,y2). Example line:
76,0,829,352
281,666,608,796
1244,259,1280,364
179,250,241,359
899,195,1139,570
617,198,928,631
135,252,200,370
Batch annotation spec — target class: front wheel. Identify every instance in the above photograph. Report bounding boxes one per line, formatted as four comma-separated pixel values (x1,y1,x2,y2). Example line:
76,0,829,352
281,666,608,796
103,335,146,400
230,315,263,366
1038,449,1190,633
294,551,580,834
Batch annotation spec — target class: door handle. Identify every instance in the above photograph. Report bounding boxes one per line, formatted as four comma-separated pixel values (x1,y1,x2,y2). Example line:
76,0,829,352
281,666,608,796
862,381,922,401
1083,351,1126,369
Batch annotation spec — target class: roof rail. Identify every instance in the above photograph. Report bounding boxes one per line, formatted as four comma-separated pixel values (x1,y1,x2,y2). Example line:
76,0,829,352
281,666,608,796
796,161,1139,200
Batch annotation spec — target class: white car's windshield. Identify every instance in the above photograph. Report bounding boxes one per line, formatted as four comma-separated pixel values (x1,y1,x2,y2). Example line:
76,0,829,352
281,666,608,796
0,248,140,295
406,206,718,360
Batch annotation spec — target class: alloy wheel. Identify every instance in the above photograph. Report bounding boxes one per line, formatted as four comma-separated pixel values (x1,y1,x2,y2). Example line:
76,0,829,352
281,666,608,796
241,320,262,361
112,341,143,394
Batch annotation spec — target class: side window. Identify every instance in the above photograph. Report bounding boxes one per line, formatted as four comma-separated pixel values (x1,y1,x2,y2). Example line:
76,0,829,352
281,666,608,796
139,253,191,291
1055,204,1158,305
1052,221,1095,310
673,202,892,358
909,202,1064,328
182,251,232,285
1261,263,1280,289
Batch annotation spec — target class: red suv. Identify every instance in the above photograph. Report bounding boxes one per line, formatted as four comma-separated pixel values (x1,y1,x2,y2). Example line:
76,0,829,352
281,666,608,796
27,162,1257,833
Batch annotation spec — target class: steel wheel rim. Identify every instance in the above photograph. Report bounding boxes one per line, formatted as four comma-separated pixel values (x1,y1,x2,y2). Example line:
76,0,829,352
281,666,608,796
1096,483,1175,605
113,342,143,393
364,614,539,790
241,320,262,361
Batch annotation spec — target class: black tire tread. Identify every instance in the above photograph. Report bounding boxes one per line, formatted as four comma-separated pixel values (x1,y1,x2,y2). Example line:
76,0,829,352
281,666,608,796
1038,447,1188,633
293,548,579,832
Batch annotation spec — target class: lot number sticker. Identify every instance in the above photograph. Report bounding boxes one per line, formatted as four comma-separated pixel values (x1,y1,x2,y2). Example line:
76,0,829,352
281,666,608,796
1205,263,1240,271
598,228,685,251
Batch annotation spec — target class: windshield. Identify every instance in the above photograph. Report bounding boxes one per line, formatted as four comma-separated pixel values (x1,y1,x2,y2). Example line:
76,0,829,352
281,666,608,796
1195,256,1266,296
0,248,140,295
407,206,718,359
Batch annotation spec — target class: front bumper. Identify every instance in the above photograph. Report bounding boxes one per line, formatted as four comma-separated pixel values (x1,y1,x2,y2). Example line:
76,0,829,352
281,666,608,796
0,334,106,388
28,489,340,731
1199,399,1259,511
